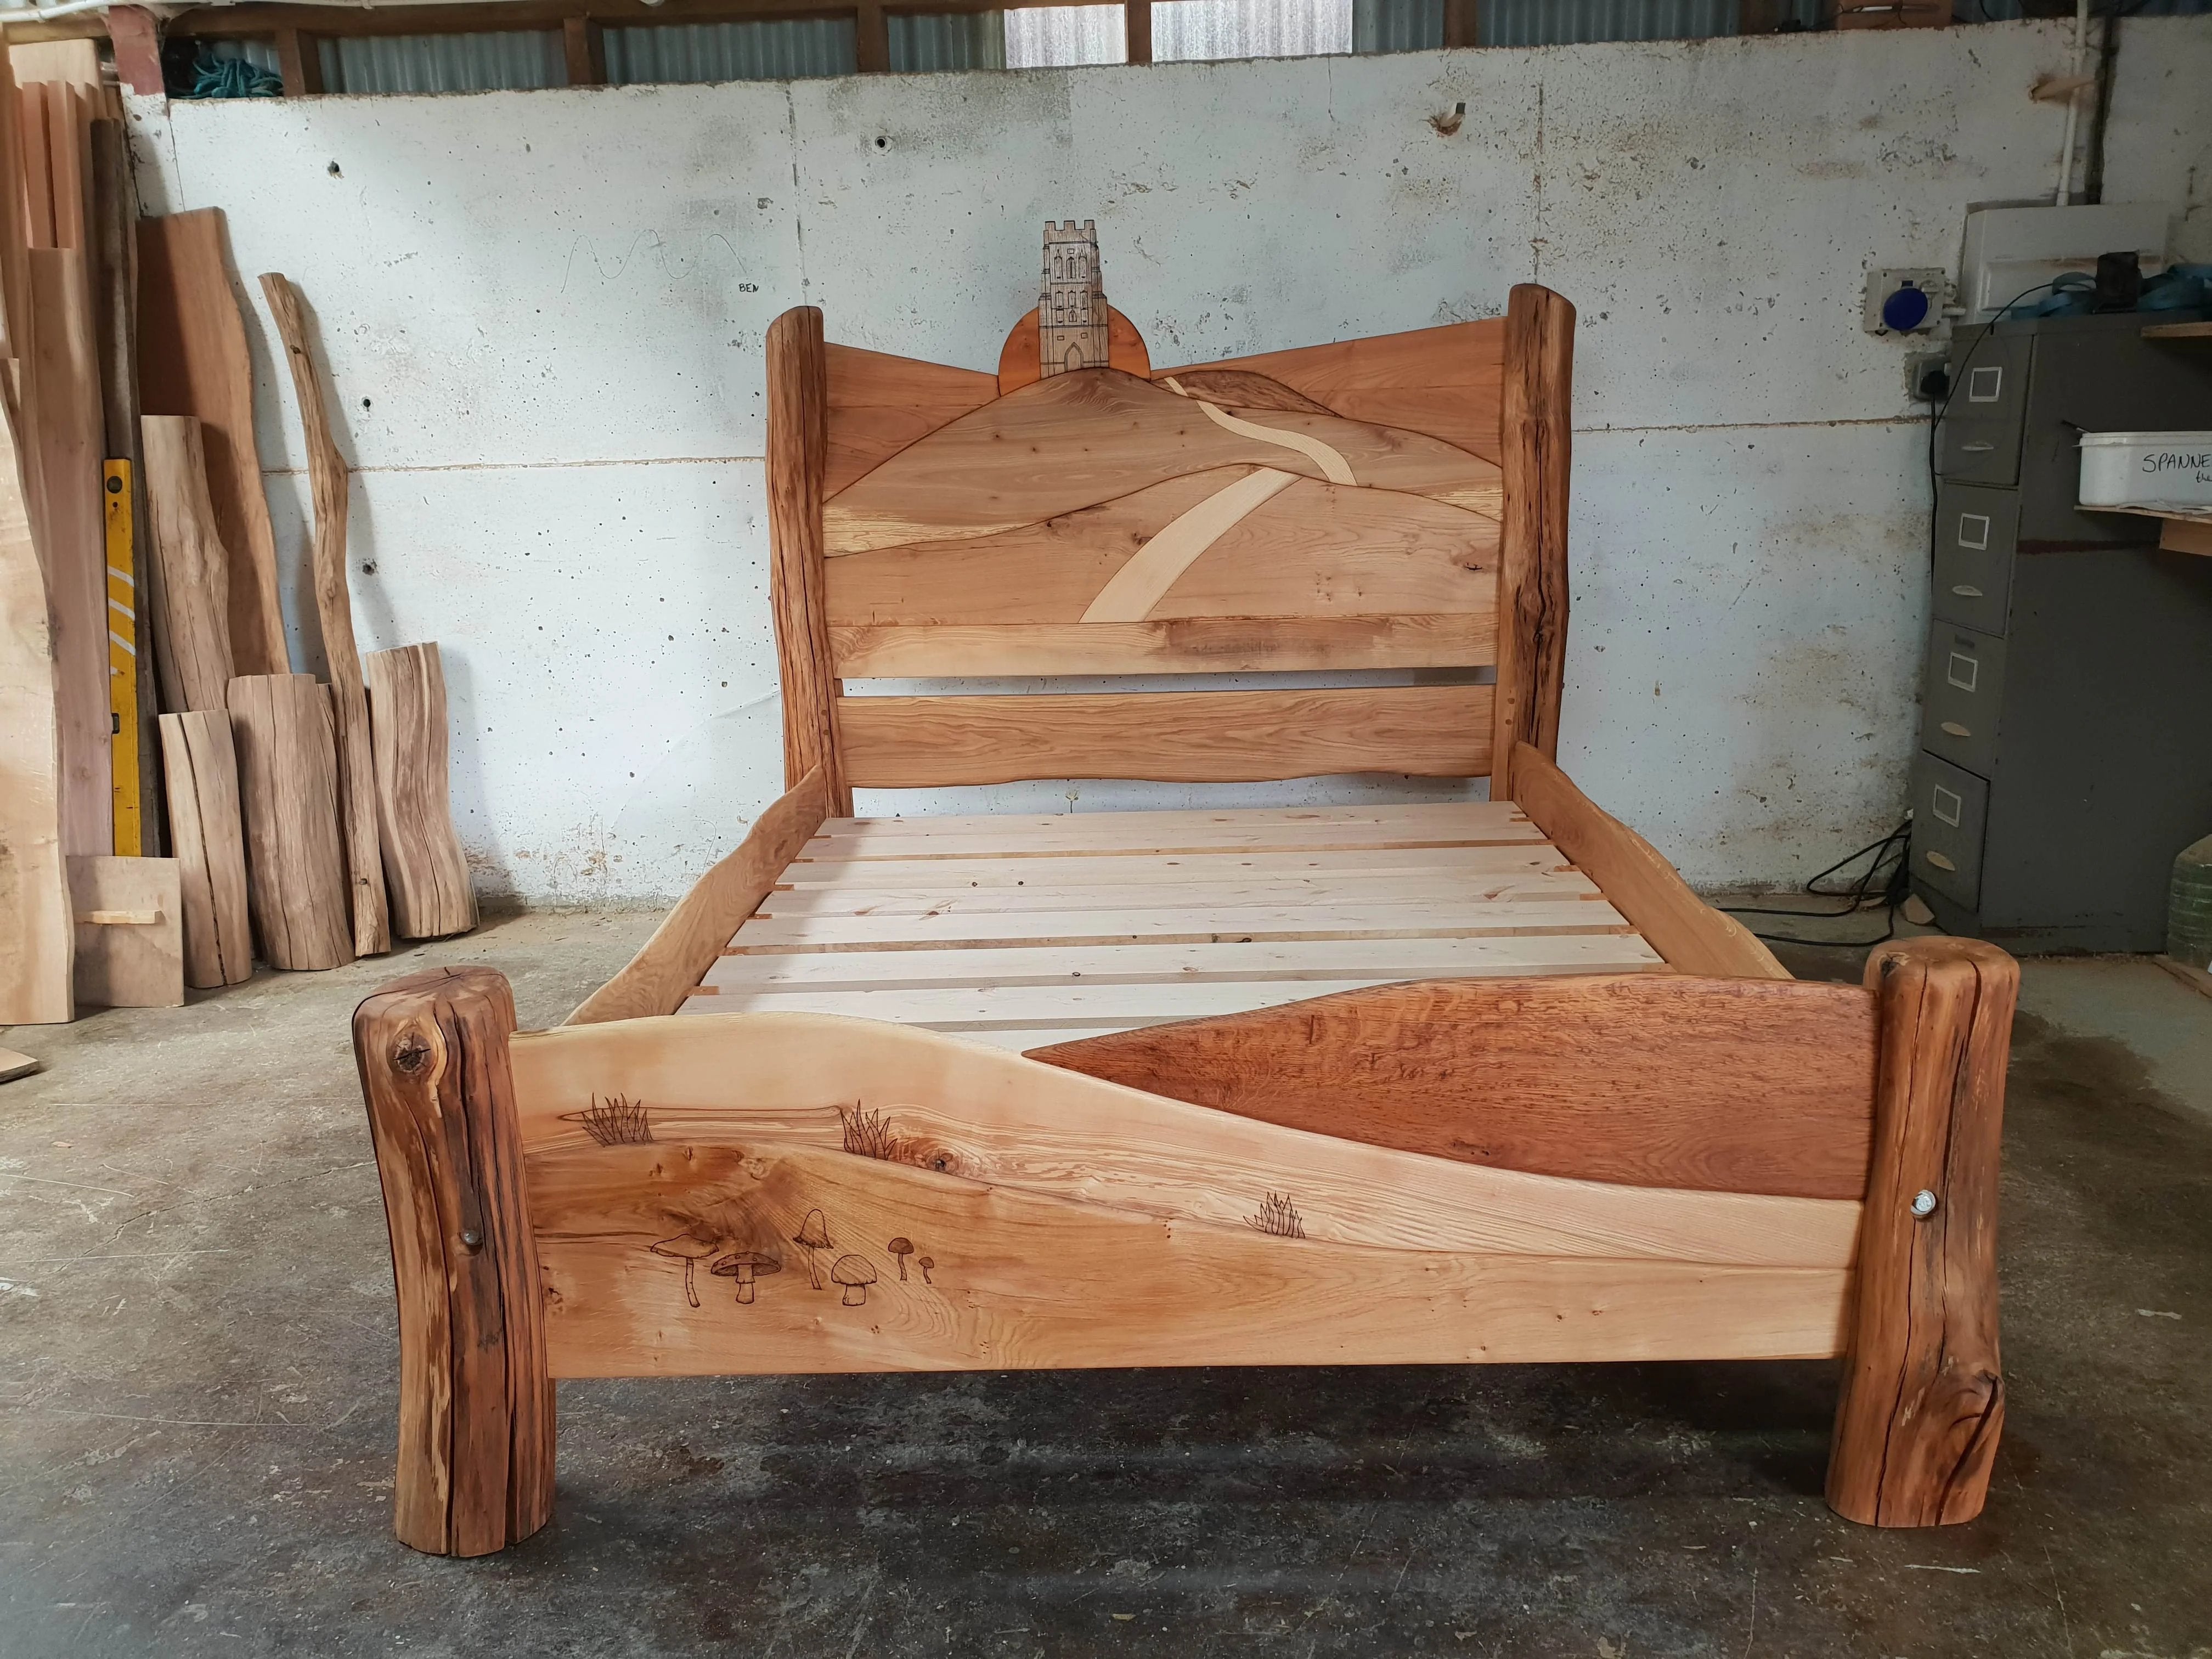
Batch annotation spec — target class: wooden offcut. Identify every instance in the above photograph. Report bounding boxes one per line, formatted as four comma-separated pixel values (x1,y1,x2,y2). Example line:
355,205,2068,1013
260,272,389,958
353,967,553,1556
139,415,237,713
1827,937,2016,1527
67,854,183,1008
226,672,352,972
159,708,253,989
136,209,288,676
361,642,477,940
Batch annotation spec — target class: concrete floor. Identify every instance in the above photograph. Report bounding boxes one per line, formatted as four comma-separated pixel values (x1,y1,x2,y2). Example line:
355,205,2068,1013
3,913,2210,1657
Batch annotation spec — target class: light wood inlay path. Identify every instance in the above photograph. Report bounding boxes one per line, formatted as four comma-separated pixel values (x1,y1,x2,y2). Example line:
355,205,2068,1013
685,800,1662,1049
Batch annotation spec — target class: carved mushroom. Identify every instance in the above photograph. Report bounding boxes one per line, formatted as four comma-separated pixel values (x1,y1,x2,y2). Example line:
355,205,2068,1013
792,1210,833,1290
887,1238,915,1280
712,1250,781,1305
829,1254,878,1307
649,1231,720,1308
918,1255,935,1286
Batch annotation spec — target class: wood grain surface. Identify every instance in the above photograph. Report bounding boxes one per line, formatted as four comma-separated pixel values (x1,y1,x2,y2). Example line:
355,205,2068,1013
353,967,553,1556
136,210,286,676
260,273,388,957
528,1136,1849,1377
823,342,998,496
0,339,74,1023
1032,973,1878,1199
837,684,1494,788
225,672,351,971
565,766,830,1026
995,302,1150,394
825,472,1499,627
1827,936,2016,1527
823,369,1501,555
766,308,848,811
139,415,236,713
1158,318,1507,465
67,853,182,1007
1510,743,1789,979
26,247,109,860
830,615,1497,678
1491,284,1573,798
361,643,476,940
157,708,253,988
512,1009,1855,1266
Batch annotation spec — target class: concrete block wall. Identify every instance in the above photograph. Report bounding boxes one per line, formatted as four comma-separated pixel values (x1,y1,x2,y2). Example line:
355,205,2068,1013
126,18,2212,903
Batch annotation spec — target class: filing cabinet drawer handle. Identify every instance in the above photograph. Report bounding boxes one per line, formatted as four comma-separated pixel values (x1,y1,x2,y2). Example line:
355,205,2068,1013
1951,585,1983,598
1925,850,1959,873
1940,721,1972,738
1960,442,1996,453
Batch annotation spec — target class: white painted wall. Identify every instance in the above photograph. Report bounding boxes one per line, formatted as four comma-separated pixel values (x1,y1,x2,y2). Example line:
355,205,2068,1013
126,18,2212,904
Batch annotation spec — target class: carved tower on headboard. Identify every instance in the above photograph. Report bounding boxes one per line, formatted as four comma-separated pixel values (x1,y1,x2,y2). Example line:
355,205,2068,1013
1040,221,1109,378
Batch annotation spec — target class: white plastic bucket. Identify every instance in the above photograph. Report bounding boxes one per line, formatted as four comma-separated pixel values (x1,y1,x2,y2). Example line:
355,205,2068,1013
2078,431,2212,509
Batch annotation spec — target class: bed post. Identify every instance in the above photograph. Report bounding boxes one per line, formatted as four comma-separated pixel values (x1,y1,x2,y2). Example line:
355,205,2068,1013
1491,283,1573,802
766,306,851,816
1827,935,2016,1527
353,967,554,1556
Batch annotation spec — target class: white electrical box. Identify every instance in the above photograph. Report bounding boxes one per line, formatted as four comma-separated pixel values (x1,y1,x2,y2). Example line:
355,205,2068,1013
1959,203,2171,320
1863,268,1950,336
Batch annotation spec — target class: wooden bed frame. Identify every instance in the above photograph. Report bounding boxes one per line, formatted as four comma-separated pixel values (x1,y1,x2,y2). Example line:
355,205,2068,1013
351,284,2017,1557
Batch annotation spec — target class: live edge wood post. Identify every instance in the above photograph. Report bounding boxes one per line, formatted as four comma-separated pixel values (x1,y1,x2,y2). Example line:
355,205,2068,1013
765,307,851,815
1828,935,2017,1528
1491,283,1573,802
354,967,553,1557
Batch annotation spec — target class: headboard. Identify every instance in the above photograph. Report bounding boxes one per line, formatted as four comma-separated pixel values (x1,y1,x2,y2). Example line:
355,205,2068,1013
765,281,1572,815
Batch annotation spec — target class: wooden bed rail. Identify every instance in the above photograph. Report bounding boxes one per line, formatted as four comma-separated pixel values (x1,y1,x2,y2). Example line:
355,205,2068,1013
1508,742,1789,979
353,934,2015,1554
563,766,831,1025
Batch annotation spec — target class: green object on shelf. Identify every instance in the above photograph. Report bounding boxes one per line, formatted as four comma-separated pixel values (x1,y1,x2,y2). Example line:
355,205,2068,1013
2171,834,2212,971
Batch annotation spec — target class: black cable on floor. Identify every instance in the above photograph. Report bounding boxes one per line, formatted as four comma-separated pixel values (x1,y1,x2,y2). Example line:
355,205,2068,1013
1722,819,1912,949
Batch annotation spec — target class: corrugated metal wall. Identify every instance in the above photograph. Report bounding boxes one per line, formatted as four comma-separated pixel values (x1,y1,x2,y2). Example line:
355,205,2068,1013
1479,0,1738,47
317,30,567,94
889,11,1009,70
1354,0,1445,53
604,18,858,83
1006,4,1131,67
1153,0,1354,61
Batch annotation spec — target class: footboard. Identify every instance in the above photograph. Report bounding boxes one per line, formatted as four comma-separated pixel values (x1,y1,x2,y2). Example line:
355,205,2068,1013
352,936,2015,1555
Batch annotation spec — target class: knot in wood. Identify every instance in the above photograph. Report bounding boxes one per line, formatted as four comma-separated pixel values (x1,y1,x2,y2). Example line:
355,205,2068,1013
392,1032,433,1075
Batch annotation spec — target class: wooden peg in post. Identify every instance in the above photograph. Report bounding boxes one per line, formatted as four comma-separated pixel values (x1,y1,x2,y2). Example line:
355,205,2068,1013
1827,935,2016,1527
353,966,553,1556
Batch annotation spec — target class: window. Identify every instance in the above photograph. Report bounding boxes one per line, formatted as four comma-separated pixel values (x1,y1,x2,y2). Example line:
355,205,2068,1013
1152,0,1351,62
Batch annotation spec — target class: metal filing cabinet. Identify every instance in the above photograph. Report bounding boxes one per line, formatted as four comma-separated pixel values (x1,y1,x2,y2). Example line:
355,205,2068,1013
1910,309,2212,953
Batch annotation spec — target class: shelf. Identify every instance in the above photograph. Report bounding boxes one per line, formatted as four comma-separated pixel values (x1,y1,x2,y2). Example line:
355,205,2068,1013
2088,503,2212,557
2142,321,2212,340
